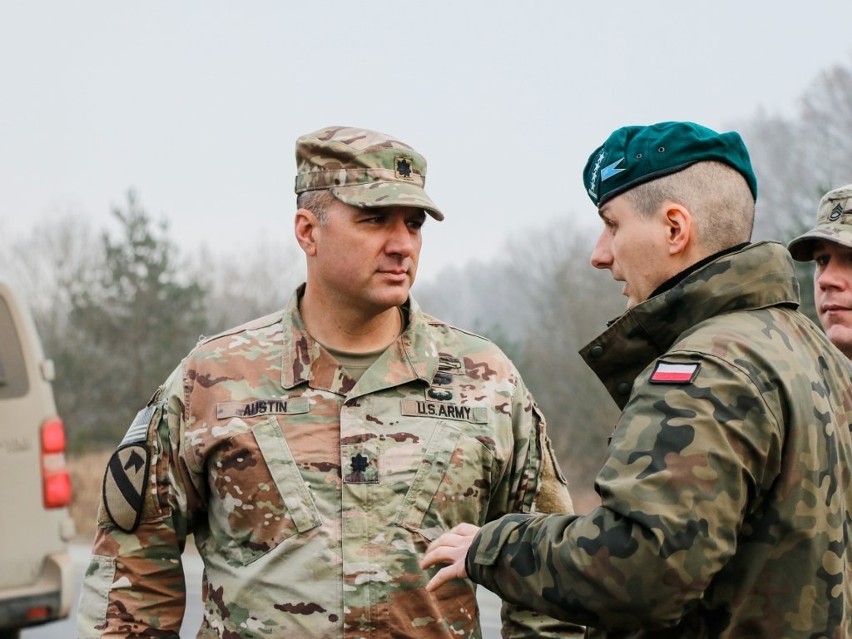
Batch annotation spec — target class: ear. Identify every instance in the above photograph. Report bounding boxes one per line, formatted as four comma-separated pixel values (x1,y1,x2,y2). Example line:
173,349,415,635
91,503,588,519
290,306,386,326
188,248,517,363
663,204,692,256
294,208,319,256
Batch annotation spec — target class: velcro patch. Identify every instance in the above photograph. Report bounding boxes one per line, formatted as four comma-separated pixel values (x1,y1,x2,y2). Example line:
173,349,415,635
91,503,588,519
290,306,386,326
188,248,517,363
103,444,151,533
400,399,487,423
120,405,156,446
650,361,700,384
216,397,310,419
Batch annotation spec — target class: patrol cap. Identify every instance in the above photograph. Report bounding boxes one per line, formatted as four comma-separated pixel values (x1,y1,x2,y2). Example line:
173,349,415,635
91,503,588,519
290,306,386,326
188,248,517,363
294,125,443,221
788,184,852,261
583,121,758,207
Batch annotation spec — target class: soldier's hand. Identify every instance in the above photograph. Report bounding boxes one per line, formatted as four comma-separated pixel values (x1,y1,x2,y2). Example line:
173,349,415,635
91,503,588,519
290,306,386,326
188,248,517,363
420,523,479,591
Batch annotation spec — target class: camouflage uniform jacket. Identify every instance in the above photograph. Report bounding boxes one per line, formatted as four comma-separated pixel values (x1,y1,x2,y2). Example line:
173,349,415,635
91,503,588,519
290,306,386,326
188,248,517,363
465,241,852,638
77,287,579,638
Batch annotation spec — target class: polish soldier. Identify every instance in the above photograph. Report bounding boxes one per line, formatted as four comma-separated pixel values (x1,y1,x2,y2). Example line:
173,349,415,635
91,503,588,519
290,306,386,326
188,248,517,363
422,121,852,638
77,125,581,638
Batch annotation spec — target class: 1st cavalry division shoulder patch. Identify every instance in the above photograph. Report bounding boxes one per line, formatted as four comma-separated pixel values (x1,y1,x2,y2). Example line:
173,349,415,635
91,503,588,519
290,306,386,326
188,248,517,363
103,405,155,532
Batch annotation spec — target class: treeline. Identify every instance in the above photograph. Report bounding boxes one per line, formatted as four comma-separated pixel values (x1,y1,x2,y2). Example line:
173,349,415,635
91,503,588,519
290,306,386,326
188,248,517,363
2,58,850,506
2,193,305,451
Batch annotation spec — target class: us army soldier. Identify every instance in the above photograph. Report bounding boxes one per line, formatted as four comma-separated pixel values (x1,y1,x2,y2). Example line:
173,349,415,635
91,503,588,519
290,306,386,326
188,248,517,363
76,125,582,637
422,121,852,638
788,183,852,360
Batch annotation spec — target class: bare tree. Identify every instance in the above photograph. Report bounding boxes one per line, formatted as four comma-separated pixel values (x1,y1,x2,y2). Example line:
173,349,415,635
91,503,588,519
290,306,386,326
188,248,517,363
735,56,852,323
799,62,852,195
194,237,305,333
510,225,623,510
0,210,101,358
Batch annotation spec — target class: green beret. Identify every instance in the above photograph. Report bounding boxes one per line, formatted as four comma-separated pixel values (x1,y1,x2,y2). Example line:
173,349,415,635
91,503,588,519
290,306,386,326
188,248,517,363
583,121,757,207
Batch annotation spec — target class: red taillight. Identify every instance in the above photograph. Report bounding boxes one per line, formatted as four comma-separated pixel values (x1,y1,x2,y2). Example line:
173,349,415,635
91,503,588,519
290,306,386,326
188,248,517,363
41,418,66,453
25,606,51,621
41,418,72,509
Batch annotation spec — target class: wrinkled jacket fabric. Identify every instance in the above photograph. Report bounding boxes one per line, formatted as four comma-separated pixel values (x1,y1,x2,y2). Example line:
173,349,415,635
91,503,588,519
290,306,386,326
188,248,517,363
77,288,578,638
466,242,852,638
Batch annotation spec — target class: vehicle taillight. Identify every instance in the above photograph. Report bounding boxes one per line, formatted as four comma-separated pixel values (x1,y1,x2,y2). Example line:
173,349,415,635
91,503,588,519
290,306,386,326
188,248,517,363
25,605,52,622
41,418,72,509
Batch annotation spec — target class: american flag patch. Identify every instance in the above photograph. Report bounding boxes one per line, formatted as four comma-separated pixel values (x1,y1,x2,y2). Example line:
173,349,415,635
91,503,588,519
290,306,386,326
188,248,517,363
650,361,700,384
120,405,156,446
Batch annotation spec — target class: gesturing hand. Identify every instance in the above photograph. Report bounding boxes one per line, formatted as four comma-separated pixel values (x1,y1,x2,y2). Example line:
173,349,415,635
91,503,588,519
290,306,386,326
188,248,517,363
419,523,480,591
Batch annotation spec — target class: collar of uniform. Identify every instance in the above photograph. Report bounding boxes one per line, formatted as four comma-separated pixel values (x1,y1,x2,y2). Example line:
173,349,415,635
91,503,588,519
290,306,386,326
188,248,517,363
579,241,800,408
280,286,437,393
279,285,327,391
647,242,750,300
392,296,440,385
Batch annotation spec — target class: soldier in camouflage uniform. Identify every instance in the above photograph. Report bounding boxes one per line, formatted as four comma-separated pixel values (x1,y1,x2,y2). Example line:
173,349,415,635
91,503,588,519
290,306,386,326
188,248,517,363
788,184,852,360
76,125,582,638
422,121,852,638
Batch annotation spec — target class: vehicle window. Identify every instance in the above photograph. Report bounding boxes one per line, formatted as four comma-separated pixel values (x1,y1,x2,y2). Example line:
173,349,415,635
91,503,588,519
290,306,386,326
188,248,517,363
0,295,29,399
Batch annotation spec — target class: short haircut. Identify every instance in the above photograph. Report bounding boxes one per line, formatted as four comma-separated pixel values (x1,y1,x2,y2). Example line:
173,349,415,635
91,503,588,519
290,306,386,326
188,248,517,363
296,189,334,225
623,161,755,253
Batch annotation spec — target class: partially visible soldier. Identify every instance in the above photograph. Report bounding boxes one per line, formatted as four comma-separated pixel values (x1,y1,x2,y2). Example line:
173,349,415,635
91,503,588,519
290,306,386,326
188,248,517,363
788,183,852,360
422,121,852,638
76,125,581,638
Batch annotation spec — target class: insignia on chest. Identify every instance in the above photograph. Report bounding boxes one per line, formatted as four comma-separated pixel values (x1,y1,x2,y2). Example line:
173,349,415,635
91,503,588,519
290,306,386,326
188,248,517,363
405,353,488,422
216,397,310,419
427,354,462,400
344,451,378,484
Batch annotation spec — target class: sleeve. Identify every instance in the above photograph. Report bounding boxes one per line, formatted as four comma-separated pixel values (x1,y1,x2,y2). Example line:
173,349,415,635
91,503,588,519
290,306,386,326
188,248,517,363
468,354,783,631
497,376,586,637
77,364,203,638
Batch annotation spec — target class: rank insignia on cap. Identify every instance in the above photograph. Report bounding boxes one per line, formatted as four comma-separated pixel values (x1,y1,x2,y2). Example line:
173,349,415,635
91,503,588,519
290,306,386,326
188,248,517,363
395,157,413,179
103,443,151,532
830,203,844,221
650,361,700,384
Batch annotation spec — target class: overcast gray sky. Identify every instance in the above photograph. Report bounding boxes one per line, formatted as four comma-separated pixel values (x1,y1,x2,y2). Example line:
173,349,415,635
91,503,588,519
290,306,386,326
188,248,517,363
2,1,851,282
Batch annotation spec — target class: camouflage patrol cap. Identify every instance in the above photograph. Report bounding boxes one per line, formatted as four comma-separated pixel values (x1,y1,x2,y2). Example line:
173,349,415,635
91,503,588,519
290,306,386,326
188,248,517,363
583,121,758,207
294,125,443,221
788,184,852,260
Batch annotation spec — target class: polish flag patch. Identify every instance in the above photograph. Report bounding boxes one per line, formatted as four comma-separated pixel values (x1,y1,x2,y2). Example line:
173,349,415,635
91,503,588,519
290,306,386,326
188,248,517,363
650,361,700,384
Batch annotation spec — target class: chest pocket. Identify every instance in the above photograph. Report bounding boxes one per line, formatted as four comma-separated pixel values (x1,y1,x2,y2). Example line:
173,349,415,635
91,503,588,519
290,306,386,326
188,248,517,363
209,416,321,566
394,420,496,541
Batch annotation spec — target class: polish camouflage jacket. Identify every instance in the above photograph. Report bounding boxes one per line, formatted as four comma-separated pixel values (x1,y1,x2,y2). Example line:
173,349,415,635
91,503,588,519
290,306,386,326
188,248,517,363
465,241,852,638
77,287,580,638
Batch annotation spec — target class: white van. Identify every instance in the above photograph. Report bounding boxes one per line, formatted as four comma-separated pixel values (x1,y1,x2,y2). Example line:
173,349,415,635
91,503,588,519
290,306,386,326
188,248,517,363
0,280,75,639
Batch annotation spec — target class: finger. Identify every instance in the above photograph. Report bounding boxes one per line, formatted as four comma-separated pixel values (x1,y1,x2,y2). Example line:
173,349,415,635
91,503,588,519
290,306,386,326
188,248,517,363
451,522,479,536
425,531,463,554
425,524,476,549
420,543,455,569
425,564,461,592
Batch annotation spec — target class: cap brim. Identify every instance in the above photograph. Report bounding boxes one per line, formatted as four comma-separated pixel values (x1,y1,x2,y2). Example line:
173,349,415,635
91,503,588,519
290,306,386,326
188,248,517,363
331,182,444,221
788,226,852,261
